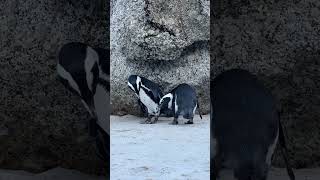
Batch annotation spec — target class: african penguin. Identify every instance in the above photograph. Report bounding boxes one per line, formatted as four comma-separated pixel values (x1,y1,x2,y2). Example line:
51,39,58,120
128,75,166,124
57,42,109,161
211,69,295,180
159,83,202,125
138,99,148,117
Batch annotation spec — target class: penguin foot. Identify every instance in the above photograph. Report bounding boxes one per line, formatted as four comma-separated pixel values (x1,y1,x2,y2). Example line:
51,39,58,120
146,121,153,124
185,121,194,124
150,118,158,124
169,121,178,125
140,119,151,124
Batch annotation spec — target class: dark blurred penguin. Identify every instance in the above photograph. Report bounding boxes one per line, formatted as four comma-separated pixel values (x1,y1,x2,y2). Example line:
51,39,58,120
57,42,109,161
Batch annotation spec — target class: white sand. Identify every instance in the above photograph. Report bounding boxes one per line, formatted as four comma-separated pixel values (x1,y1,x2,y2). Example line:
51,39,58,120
110,114,210,180
110,114,320,180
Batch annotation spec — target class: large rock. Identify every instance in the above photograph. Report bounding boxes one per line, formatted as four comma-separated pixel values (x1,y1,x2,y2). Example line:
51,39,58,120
0,167,105,180
111,0,210,115
0,0,108,175
112,0,209,61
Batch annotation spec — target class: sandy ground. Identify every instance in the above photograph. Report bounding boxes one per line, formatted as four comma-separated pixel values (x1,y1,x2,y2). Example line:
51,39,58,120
110,114,210,180
110,115,320,180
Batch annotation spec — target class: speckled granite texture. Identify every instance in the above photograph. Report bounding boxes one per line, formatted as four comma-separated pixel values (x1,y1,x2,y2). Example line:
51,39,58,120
0,0,109,175
211,0,320,168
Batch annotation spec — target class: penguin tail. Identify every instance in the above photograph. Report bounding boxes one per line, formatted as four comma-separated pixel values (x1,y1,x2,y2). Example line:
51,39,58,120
197,100,203,119
278,112,295,180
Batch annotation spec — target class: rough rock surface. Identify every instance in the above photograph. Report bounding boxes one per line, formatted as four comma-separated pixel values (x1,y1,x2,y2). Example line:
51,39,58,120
0,0,108,175
0,167,105,180
111,0,209,61
211,0,320,168
111,0,210,115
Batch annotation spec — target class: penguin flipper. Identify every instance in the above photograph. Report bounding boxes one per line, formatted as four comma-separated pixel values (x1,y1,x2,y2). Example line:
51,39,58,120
138,99,148,117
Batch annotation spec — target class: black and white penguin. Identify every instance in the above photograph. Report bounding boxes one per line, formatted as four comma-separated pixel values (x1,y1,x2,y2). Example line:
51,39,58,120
127,75,165,124
137,99,148,117
57,42,109,161
159,83,202,125
211,69,295,180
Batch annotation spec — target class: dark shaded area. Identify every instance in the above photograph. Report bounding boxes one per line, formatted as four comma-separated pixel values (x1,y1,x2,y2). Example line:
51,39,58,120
211,0,320,168
0,0,109,175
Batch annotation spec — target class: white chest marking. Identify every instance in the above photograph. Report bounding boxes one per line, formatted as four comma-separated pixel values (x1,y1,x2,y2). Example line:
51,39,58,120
161,93,173,110
57,64,81,95
127,82,134,90
141,84,151,92
84,47,99,91
174,94,178,113
266,128,279,165
96,53,109,83
193,102,197,115
136,76,141,89
93,84,110,135
168,98,172,109
139,89,159,115
128,82,139,98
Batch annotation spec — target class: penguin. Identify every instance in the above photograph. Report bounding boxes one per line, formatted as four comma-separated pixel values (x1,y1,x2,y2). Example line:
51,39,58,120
211,69,295,180
127,75,166,124
138,99,148,117
159,83,202,125
57,42,109,161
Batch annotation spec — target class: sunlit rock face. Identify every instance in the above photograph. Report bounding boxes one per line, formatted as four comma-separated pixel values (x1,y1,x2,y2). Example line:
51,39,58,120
111,0,210,115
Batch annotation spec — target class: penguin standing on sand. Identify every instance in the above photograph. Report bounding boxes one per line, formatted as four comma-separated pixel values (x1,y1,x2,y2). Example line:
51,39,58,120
127,75,165,124
159,83,202,125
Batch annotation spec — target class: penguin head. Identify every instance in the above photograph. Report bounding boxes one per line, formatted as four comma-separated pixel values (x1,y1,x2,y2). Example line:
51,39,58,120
159,93,173,111
128,75,141,96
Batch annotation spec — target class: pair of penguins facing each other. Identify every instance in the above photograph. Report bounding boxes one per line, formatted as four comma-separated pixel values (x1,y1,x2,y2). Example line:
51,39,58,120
128,75,203,125
57,42,109,161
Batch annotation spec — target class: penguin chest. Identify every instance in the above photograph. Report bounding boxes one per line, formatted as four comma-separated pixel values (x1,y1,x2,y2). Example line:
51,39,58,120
139,89,159,115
